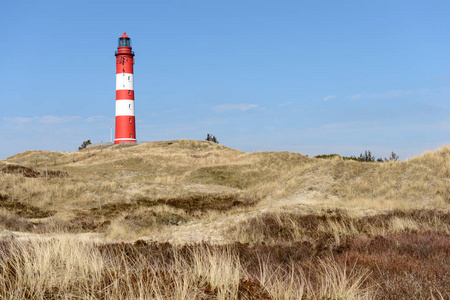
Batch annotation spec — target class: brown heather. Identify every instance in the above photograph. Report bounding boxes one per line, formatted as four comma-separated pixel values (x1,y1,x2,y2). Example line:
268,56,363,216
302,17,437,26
0,140,449,299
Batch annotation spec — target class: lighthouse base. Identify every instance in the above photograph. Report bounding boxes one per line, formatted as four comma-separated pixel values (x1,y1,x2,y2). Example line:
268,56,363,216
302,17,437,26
114,139,137,145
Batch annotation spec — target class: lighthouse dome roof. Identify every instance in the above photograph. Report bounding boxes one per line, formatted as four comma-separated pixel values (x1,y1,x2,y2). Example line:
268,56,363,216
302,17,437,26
120,32,130,39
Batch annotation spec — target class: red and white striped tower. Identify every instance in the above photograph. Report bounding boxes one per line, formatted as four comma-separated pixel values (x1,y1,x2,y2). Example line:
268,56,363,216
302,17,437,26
114,32,136,144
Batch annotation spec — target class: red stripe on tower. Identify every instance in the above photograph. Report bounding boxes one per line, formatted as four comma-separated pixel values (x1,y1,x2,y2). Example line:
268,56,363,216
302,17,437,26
114,32,136,144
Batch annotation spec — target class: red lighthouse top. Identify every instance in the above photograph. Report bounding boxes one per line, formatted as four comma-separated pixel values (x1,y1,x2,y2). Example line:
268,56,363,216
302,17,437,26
116,32,134,57
118,32,131,48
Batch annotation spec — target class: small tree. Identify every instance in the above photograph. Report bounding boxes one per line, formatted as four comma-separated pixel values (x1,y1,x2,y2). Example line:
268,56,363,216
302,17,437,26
78,140,92,150
358,150,375,162
205,134,219,144
386,151,399,161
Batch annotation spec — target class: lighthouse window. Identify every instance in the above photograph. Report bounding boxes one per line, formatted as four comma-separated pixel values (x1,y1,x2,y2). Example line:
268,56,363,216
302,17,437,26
130,134,132,138
129,104,131,109
118,38,131,47
128,90,131,96
128,76,130,81
129,118,131,124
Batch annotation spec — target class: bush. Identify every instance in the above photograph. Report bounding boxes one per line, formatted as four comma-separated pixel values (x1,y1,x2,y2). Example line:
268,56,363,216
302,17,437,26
78,140,91,150
205,134,219,144
358,150,376,162
386,151,399,161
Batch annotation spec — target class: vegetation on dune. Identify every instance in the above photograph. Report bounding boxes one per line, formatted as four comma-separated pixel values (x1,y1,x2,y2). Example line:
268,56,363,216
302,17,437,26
78,139,92,150
315,150,400,162
0,141,448,235
0,140,448,298
0,224,448,298
227,209,450,245
205,133,219,144
0,194,54,219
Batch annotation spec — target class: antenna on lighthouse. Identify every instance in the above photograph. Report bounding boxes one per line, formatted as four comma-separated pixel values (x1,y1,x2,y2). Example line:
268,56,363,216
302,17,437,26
114,32,136,144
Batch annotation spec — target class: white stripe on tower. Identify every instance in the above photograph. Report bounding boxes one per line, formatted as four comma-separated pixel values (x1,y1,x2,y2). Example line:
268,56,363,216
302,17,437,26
116,73,134,90
115,100,135,116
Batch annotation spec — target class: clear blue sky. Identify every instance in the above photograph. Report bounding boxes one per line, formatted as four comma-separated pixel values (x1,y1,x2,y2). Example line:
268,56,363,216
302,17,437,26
1,0,449,160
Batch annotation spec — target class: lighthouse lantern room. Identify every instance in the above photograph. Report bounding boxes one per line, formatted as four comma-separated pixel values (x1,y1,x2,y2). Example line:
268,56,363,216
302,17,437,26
114,32,136,144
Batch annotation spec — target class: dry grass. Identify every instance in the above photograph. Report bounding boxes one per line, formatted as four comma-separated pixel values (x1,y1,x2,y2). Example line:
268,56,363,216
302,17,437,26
226,209,450,245
1,232,446,299
2,141,448,216
0,140,449,298
0,237,377,299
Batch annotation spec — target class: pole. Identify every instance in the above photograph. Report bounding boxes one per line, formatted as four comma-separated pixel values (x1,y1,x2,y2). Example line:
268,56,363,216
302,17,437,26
110,127,112,143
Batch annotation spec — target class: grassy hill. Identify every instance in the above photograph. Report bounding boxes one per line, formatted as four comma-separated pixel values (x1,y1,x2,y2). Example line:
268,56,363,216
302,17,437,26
0,140,449,299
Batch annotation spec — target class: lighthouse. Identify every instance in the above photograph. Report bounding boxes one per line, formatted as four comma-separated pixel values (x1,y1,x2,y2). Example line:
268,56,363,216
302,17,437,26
114,32,136,144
